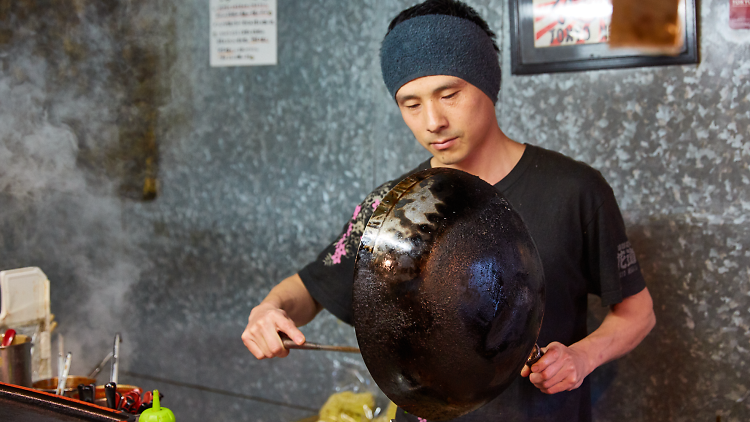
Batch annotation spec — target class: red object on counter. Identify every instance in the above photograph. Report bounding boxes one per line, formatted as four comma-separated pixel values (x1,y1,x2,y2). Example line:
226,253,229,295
1,329,16,347
119,390,142,413
730,0,750,29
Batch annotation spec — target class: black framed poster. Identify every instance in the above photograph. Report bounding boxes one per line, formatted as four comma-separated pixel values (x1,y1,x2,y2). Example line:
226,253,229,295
509,0,699,75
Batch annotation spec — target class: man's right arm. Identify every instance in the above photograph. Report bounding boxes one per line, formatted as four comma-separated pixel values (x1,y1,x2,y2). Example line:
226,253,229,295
241,273,323,359
241,179,402,359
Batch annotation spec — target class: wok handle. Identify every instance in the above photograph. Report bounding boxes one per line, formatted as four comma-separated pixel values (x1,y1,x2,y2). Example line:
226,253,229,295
279,333,360,353
105,382,118,409
526,344,544,369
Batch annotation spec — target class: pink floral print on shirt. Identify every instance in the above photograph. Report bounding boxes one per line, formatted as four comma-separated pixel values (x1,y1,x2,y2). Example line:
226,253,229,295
330,205,361,264
322,181,395,266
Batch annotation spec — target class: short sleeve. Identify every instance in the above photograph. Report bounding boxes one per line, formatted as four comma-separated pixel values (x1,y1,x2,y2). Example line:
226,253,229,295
583,181,647,307
298,180,397,324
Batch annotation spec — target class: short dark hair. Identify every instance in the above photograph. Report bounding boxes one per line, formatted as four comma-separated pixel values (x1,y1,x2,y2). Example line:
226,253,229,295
386,0,499,53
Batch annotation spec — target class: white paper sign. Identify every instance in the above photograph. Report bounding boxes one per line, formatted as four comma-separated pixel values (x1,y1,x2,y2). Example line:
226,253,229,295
210,0,277,67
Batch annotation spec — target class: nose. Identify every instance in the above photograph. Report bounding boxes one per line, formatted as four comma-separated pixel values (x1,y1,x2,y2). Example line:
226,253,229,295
424,101,448,133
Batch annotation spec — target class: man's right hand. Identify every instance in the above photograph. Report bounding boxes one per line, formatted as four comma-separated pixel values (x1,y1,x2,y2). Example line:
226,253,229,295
241,273,322,360
241,302,306,359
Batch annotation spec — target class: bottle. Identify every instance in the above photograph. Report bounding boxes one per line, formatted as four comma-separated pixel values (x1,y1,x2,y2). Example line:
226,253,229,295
138,390,175,422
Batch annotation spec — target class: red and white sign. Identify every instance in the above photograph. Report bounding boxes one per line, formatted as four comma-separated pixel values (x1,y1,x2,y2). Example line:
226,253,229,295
533,0,613,48
730,0,750,29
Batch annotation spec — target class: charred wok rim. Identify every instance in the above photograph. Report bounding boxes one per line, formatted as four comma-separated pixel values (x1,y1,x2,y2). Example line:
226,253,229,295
357,169,440,257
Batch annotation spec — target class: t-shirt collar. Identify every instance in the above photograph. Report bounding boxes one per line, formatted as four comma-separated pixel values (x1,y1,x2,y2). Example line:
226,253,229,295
417,143,537,192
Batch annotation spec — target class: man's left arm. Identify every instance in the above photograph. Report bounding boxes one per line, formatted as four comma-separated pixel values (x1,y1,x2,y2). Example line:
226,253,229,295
521,287,656,394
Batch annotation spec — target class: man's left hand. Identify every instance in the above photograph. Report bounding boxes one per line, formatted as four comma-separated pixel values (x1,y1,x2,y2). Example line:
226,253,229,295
519,288,656,395
520,342,590,394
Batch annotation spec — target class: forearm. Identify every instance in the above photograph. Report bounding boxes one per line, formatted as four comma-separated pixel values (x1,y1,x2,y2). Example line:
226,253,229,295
524,288,655,393
259,273,323,327
569,288,656,375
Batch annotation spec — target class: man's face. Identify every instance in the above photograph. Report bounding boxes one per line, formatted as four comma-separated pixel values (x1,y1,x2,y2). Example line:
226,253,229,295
395,75,497,168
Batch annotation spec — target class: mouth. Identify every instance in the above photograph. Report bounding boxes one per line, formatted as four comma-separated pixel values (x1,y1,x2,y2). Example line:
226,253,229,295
431,137,457,151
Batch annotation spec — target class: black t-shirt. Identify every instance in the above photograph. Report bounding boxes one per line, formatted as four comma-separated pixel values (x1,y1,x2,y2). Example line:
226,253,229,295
298,144,646,422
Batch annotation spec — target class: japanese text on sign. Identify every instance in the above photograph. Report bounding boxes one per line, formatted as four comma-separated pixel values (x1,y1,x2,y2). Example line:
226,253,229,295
210,0,277,66
533,0,613,48
731,0,750,29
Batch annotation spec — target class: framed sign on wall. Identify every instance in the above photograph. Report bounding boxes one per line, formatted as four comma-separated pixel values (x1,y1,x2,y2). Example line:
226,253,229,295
509,0,699,75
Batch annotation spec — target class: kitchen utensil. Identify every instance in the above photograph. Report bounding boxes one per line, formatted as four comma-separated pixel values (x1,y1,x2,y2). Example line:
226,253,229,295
55,352,71,395
77,383,95,403
105,382,119,410
280,333,360,353
526,344,544,369
92,383,141,408
1,328,16,347
139,389,175,422
353,168,546,421
119,394,133,411
88,351,113,379
57,334,64,381
111,333,121,385
119,390,141,413
0,333,32,387
32,376,97,397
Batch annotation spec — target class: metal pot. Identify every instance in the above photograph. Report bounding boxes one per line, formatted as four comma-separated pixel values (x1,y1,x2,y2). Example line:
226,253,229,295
32,376,97,397
33,377,140,407
0,333,32,387
353,168,546,421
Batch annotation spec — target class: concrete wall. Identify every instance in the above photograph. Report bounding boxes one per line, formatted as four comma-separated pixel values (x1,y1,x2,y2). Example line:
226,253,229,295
0,0,748,421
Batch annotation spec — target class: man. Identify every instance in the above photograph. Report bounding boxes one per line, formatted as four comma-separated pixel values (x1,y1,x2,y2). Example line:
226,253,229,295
242,1,656,421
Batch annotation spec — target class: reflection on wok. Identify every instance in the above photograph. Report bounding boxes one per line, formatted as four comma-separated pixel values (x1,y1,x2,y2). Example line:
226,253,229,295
353,168,545,421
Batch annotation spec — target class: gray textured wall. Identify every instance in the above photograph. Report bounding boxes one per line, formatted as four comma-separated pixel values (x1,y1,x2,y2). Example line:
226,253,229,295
0,0,748,421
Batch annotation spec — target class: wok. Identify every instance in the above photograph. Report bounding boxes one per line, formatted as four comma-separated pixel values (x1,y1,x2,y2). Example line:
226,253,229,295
353,168,545,421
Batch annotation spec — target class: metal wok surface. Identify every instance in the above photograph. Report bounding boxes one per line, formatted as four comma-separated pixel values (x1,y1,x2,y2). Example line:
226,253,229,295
353,168,545,421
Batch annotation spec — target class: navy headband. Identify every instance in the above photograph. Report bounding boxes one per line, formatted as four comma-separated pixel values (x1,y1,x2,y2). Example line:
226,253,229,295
380,14,501,103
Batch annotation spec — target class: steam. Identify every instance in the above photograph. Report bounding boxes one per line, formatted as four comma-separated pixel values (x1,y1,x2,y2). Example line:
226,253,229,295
0,53,144,376
0,59,84,198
